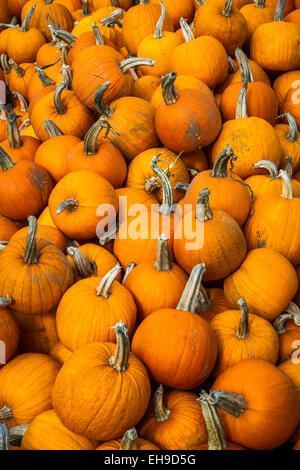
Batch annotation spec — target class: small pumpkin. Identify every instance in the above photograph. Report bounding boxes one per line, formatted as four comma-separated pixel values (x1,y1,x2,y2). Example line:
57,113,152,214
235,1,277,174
97,427,160,450
275,113,300,173
240,0,275,45
274,302,300,363
0,215,18,242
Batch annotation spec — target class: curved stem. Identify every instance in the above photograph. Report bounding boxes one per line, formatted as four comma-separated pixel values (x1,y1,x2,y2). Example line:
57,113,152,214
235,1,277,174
0,105,8,121
208,391,248,418
256,0,266,7
195,188,212,222
6,112,22,149
274,0,286,21
197,391,227,450
211,146,234,178
92,23,104,45
161,72,178,105
153,384,171,422
12,92,28,112
275,169,293,199
273,302,300,334
222,0,233,17
8,424,29,448
253,160,278,179
0,405,14,420
228,56,238,74
82,0,90,16
20,5,36,32
119,429,139,450
83,119,106,156
60,45,72,90
235,49,254,83
122,263,136,285
8,59,25,77
0,423,9,450
284,156,293,180
154,1,165,39
154,234,172,271
67,247,97,278
44,120,63,138
53,81,67,115
53,29,77,47
0,54,11,74
283,112,298,143
150,154,173,215
101,14,122,28
23,216,40,265
18,119,30,136
94,82,114,118
119,57,156,74
0,296,12,307
176,263,211,313
235,80,248,119
0,147,15,171
96,264,122,299
98,223,118,246
236,299,249,340
179,17,194,42
35,66,56,87
109,321,130,372
56,198,79,215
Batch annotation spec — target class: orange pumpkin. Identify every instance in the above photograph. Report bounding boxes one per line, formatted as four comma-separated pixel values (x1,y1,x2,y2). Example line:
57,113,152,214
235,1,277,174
0,298,19,366
274,302,300,363
273,70,300,107
0,215,18,242
240,0,275,45
9,224,67,254
49,341,72,365
97,427,160,450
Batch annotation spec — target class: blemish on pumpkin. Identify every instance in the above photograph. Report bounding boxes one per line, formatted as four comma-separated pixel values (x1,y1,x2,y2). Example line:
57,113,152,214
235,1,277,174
27,166,49,204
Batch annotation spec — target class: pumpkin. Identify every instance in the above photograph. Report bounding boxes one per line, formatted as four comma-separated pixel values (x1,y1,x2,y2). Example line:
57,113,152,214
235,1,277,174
174,188,247,281
211,298,279,376
56,264,137,351
170,20,228,89
52,321,151,441
182,149,209,179
266,0,295,14
9,224,67,254
124,234,188,322
155,72,222,153
138,384,207,450
220,49,278,125
8,0,35,17
278,359,300,403
151,0,194,30
21,409,96,451
0,0,12,23
0,422,26,450
132,74,160,102
0,353,60,428
0,215,18,242
6,61,36,100
211,81,282,179
274,302,300,363
211,359,300,449
37,206,57,229
198,287,232,323
295,265,300,306
250,0,300,72
273,70,300,107
131,264,218,390
244,170,300,266
193,0,248,56
0,148,53,221
49,341,72,365
0,106,7,143
0,216,73,315
224,247,298,321
240,0,275,45
0,297,19,366
275,113,300,173
282,84,300,130
97,427,160,450
34,120,81,183
184,145,251,226
48,169,118,240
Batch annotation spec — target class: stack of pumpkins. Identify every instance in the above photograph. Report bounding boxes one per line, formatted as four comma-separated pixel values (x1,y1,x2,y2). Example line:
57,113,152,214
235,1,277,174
0,0,300,451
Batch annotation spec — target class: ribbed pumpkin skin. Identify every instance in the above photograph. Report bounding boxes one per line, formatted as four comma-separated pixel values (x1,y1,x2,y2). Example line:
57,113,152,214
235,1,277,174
217,58,270,93
9,226,67,254
240,2,275,45
151,0,194,30
273,70,300,107
282,85,300,129
224,248,298,321
199,288,231,323
97,438,159,450
277,318,300,363
0,353,60,427
25,1,74,41
0,215,18,241
0,308,19,365
56,277,137,352
275,124,300,173
52,342,151,441
211,117,282,179
0,238,73,315
244,174,300,201
211,310,279,376
278,360,300,407
131,309,217,390
138,390,207,450
49,341,72,365
21,409,96,451
0,137,40,164
212,359,300,450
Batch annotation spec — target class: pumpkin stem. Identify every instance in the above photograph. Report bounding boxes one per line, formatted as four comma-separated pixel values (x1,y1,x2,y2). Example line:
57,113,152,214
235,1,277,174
155,234,172,272
119,57,156,74
253,160,279,179
283,112,298,143
228,56,238,74
0,146,15,171
0,405,14,421
56,198,79,215
235,80,248,119
211,145,234,178
98,223,119,246
284,156,293,180
236,299,249,340
119,429,139,450
197,391,228,450
53,81,68,115
274,169,293,199
83,119,107,156
208,390,248,417
18,119,30,136
101,13,122,28
96,264,122,299
256,0,266,7
161,72,178,105
273,302,300,335
67,247,97,278
111,0,120,6
222,0,233,17
0,295,12,307
179,17,194,42
274,0,286,21
177,263,212,313
7,424,29,448
0,423,9,451
44,119,63,138
235,48,254,83
53,29,77,47
8,59,25,77
153,384,171,422
122,262,136,284
139,0,150,4
195,188,213,222
150,154,174,215
0,105,8,121
82,0,91,16
60,44,72,90
44,0,55,4
23,216,40,265
109,321,130,372
154,1,165,39
35,66,56,87
20,5,36,32
0,54,11,74
92,23,105,45
6,112,22,149
94,82,114,118
12,92,28,113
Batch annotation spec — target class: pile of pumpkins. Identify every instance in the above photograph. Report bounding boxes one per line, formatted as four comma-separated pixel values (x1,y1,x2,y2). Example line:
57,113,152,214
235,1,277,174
0,0,300,451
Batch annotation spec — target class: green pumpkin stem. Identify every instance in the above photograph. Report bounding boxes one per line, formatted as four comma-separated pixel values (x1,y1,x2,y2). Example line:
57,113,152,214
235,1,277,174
275,169,293,199
208,390,248,417
67,247,97,278
253,160,279,179
44,120,63,138
109,321,130,372
0,405,14,421
56,198,79,215
154,384,171,422
96,264,122,299
179,17,194,42
236,299,249,340
155,234,172,272
154,1,165,39
235,80,248,119
119,429,139,450
94,82,114,118
235,48,254,83
197,391,228,450
161,72,178,105
274,0,286,21
92,23,105,45
6,112,22,149
122,262,136,285
195,188,213,222
150,154,174,215
222,0,233,17
0,147,15,171
23,216,40,265
273,302,300,335
177,263,212,313
20,5,35,32
211,146,234,178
